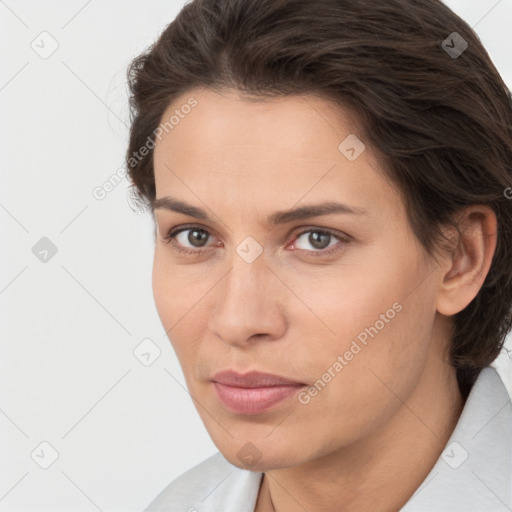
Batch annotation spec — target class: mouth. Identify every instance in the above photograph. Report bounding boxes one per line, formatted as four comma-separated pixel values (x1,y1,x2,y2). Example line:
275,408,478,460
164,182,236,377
211,370,307,415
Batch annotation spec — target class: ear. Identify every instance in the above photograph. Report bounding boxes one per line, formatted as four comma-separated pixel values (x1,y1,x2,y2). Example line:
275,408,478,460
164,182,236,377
436,205,497,316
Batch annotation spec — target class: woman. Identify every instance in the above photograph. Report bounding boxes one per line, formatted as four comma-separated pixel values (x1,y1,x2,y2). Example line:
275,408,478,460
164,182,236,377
125,0,512,510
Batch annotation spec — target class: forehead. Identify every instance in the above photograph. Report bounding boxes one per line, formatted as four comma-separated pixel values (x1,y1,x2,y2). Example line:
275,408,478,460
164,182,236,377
152,87,402,222
154,87,360,163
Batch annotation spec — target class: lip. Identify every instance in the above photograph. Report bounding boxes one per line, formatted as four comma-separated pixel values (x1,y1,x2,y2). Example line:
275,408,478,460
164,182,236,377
211,370,307,415
212,370,305,388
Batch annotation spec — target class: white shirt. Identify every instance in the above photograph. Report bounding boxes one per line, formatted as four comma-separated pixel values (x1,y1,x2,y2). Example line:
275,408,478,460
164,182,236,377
144,366,512,512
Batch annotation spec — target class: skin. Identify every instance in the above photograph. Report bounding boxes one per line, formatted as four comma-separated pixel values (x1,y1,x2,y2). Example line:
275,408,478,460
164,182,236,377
151,87,497,512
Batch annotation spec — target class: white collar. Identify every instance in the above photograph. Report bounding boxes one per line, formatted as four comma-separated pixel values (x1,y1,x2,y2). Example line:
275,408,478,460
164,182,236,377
401,366,512,511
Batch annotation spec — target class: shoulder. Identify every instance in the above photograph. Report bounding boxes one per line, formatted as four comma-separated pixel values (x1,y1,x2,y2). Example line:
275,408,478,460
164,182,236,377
143,451,263,512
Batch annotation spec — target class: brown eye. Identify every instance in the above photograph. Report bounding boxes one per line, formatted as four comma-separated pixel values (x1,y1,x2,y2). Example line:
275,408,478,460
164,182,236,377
308,231,331,249
184,228,210,247
295,229,337,251
163,225,215,249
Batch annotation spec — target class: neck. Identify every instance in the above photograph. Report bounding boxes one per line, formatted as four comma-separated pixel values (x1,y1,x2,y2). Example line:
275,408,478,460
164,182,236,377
255,332,465,512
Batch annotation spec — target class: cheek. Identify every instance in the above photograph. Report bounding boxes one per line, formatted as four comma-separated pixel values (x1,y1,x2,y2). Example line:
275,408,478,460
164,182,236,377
152,247,209,320
151,248,210,356
287,301,432,448
152,249,176,325
286,259,409,361
295,251,435,405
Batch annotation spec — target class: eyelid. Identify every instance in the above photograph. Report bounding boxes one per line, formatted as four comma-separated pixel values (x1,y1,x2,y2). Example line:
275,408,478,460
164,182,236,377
292,226,350,243
164,223,218,241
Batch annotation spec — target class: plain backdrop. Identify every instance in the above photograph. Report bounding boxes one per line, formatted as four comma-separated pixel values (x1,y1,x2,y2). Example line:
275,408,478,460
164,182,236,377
1,1,511,511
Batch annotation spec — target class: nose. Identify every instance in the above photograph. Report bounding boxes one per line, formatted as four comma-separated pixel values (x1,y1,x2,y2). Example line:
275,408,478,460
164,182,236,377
206,253,288,348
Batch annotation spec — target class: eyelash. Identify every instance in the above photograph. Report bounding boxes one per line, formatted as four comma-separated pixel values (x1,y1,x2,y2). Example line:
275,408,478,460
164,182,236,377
161,224,350,258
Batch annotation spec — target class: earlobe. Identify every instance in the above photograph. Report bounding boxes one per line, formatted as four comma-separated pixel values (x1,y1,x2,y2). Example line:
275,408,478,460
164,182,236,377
436,206,497,317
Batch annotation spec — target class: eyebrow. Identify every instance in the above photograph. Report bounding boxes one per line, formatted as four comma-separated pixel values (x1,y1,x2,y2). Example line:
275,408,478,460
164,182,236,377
151,196,368,227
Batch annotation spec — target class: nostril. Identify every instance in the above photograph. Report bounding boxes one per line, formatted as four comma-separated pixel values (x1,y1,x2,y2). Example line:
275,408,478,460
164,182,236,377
249,333,267,341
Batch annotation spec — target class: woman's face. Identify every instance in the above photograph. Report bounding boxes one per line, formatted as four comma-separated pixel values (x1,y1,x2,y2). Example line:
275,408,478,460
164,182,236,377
152,87,448,471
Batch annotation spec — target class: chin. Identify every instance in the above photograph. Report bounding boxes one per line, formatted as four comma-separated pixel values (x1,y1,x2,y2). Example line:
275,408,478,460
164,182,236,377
219,442,305,473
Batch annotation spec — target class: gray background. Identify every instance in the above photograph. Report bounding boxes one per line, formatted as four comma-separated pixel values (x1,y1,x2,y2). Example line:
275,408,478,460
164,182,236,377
1,1,511,511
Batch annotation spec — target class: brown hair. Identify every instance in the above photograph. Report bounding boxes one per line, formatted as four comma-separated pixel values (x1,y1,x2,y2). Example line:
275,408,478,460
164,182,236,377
125,0,512,396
